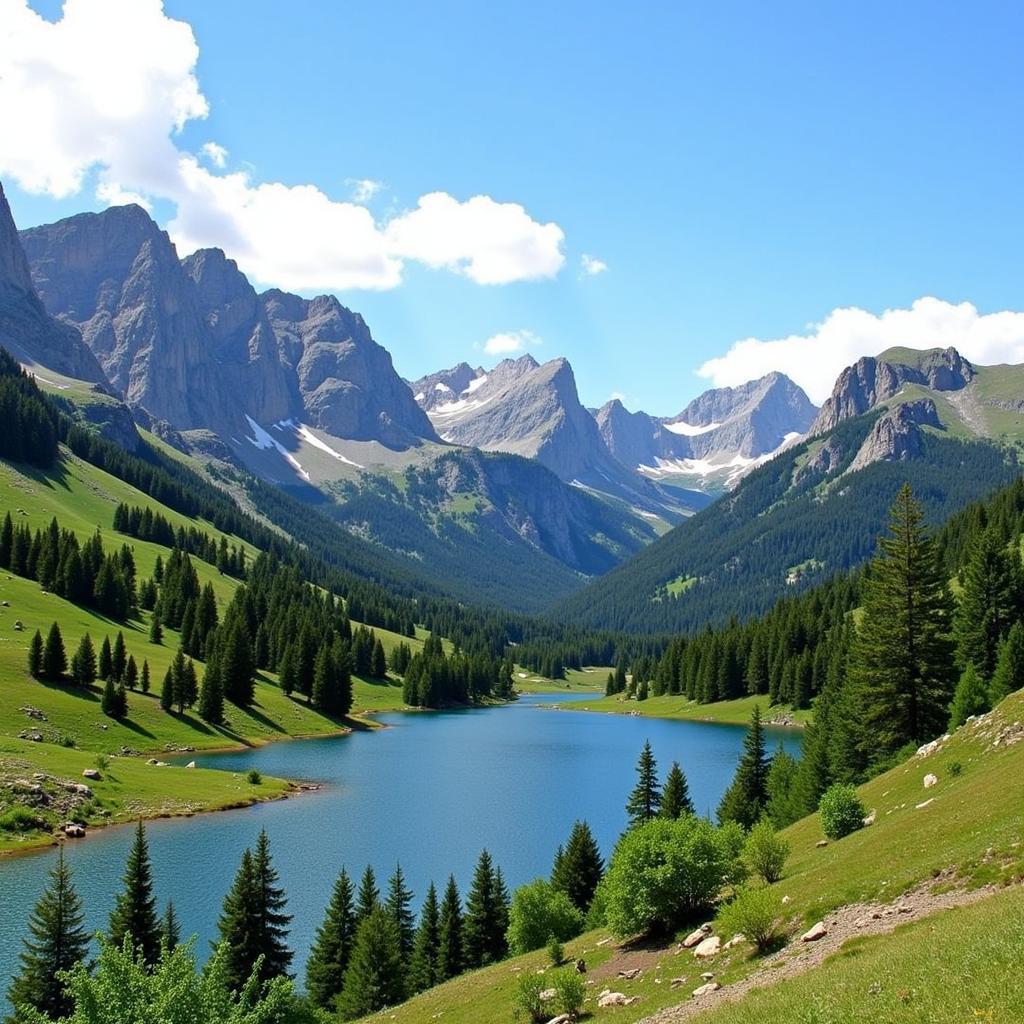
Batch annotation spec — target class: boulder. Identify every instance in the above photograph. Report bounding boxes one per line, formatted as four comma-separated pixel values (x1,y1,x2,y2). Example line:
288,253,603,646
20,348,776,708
82,769,101,780
63,823,85,838
801,922,828,942
597,991,638,1008
546,1015,572,1024
863,810,876,826
923,773,938,788
693,935,721,958
692,982,721,998
574,958,586,974
618,967,642,980
682,923,712,947
670,977,687,989
185,761,197,769
815,839,829,847
73,784,92,797
700,972,715,981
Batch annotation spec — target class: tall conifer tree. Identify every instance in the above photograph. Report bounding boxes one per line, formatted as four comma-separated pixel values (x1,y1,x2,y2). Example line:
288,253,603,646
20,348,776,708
108,822,161,965
660,761,695,820
717,705,770,827
306,868,356,1011
625,740,661,826
409,881,441,993
436,876,464,982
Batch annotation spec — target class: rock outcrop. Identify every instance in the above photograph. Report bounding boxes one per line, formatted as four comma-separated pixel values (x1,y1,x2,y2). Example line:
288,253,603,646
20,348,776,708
846,399,941,473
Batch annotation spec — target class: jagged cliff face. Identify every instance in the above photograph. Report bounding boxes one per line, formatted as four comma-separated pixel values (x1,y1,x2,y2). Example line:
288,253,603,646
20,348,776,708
263,291,437,447
595,372,817,489
810,348,974,436
0,183,105,382
846,399,942,473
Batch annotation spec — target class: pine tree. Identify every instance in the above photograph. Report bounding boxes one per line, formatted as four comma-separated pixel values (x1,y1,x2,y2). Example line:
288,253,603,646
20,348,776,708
6,848,89,1021
160,665,174,712
101,676,119,717
949,662,990,729
848,484,956,755
198,661,224,724
718,705,770,828
385,863,416,962
355,865,380,925
98,635,113,680
409,881,441,993
306,868,357,1011
371,638,387,679
251,829,293,981
149,612,163,645
70,632,97,687
625,740,661,826
141,659,151,694
41,622,66,681
337,906,406,1020
217,848,259,992
161,901,181,953
111,631,127,683
550,820,604,913
436,875,464,981
991,620,1024,702
108,822,161,965
27,629,43,679
660,761,695,819
953,528,1023,678
463,849,507,968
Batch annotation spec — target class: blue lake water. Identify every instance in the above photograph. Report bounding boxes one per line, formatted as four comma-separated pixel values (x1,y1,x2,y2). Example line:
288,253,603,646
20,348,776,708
0,694,800,1002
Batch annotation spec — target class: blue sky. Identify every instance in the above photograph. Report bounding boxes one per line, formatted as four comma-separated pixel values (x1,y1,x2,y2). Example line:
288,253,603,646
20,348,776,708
4,1,1024,410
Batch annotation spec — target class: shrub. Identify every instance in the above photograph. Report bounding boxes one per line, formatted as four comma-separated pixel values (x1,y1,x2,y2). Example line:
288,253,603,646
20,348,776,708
546,935,564,967
552,966,586,1017
603,816,744,938
744,819,790,884
818,783,866,840
716,885,785,953
246,769,262,786
0,806,43,833
507,879,584,955
513,973,549,1023
948,760,963,777
95,753,109,772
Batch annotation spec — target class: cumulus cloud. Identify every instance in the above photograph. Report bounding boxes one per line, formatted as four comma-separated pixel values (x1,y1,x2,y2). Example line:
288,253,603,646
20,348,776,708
0,0,566,292
482,329,541,356
580,253,608,276
201,142,228,168
698,297,1024,404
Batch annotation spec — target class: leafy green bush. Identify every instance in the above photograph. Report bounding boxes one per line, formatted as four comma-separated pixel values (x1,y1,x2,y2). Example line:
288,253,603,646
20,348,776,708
0,805,42,833
552,967,585,1017
717,885,785,953
506,879,584,955
546,935,564,967
948,760,963,777
744,819,790,884
512,973,549,1023
818,783,866,840
603,816,745,938
246,769,262,786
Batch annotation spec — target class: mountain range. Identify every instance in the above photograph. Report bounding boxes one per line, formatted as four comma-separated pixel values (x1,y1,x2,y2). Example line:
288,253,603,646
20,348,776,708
3,178,1022,624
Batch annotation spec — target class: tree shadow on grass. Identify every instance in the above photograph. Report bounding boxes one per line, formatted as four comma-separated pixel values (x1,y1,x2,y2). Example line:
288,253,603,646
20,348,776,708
33,678,101,703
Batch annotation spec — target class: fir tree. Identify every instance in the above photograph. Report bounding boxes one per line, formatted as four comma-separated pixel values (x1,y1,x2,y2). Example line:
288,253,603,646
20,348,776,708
198,661,224,724
718,705,770,828
111,631,127,683
660,761,695,820
251,829,293,981
217,848,258,992
991,620,1024,703
149,612,163,645
409,881,441,993
550,820,604,913
385,863,416,962
160,666,174,712
108,822,161,965
41,622,66,681
70,632,97,687
101,676,119,717
356,865,380,924
6,848,89,1021
625,740,661,826
949,662,990,729
953,528,1023,678
161,901,181,953
371,638,387,679
98,635,113,680
27,629,43,679
848,484,956,755
140,659,151,694
463,849,507,968
124,653,138,691
306,868,356,1011
337,907,406,1020
436,875,464,981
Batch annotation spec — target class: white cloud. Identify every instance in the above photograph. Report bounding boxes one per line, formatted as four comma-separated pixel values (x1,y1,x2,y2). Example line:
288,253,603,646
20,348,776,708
201,142,228,168
698,297,1024,404
482,329,541,356
581,253,608,276
348,178,383,203
0,0,566,292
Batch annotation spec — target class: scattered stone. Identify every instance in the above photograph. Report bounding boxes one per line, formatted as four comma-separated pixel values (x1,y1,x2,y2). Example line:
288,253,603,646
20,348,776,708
618,967,642,980
73,784,92,797
691,982,720,998
13,620,23,631
815,839,829,848
670,977,687,989
185,761,197,769
539,988,556,1001
923,773,938,789
693,936,721,958
863,810,876,826
596,937,612,947
781,895,791,905
723,934,745,950
546,1015,572,1024
597,990,638,1008
82,769,101,780
574,958,586,974
682,923,713,947
801,922,828,942
63,823,85,838
915,798,934,810
700,972,714,981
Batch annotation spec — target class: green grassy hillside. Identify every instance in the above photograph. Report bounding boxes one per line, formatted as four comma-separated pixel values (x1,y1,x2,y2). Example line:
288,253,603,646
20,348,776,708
370,690,1024,1024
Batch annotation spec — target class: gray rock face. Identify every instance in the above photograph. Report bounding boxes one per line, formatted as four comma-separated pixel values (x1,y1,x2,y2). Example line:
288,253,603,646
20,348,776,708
811,349,973,436
0,182,105,382
410,362,482,411
262,290,437,447
596,372,817,478
847,399,941,473
20,204,232,430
